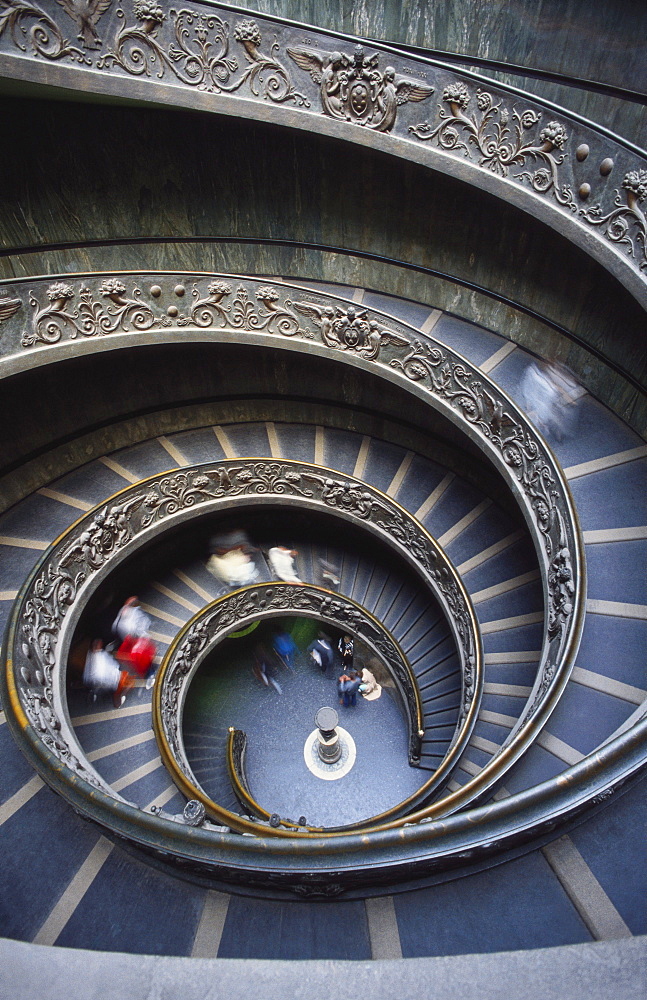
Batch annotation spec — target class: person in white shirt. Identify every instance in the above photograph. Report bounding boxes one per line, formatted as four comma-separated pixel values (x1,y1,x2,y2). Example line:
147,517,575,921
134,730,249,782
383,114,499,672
268,546,301,583
83,640,133,707
113,596,152,641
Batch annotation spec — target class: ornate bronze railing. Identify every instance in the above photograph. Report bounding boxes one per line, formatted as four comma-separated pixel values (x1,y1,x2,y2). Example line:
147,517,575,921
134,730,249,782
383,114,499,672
0,2,644,298
154,582,442,829
1,272,588,819
0,271,583,769
3,458,482,820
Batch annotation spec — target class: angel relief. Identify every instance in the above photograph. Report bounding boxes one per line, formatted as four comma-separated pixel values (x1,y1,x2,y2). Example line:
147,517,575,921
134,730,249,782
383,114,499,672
287,42,433,133
293,301,409,361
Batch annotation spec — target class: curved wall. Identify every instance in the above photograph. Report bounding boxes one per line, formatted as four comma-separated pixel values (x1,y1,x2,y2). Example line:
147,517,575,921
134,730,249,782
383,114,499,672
1,101,645,432
0,339,512,510
230,0,647,142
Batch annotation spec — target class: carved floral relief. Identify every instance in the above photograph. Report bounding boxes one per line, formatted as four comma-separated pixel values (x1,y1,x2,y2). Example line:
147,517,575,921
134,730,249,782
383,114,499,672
0,3,644,271
581,168,647,270
410,83,576,210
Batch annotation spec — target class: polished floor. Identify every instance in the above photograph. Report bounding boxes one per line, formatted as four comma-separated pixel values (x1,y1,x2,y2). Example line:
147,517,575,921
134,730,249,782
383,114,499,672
184,623,424,828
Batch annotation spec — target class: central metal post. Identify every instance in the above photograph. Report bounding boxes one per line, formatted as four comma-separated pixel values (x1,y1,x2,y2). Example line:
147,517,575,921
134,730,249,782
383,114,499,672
315,706,342,764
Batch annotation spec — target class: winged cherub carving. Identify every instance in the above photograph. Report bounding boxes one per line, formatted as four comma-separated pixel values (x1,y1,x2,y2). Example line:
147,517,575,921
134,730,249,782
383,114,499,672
293,301,409,361
377,66,435,133
56,0,112,50
287,44,433,132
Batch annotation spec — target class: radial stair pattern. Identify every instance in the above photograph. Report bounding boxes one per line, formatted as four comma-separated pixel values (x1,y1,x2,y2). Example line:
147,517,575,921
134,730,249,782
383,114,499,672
0,281,645,961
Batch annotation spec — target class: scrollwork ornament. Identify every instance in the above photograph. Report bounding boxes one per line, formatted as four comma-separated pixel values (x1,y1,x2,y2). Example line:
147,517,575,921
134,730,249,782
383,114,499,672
410,84,575,209
228,285,308,336
98,8,308,104
232,18,309,106
580,169,647,270
24,279,163,346
176,280,232,328
139,470,223,526
0,0,90,62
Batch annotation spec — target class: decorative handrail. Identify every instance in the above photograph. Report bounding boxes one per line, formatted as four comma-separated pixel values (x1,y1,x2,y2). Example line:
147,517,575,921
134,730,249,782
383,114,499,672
3,458,482,822
1,271,586,818
3,643,644,892
226,727,305,830
0,2,645,297
0,262,644,401
0,251,644,405
154,582,439,830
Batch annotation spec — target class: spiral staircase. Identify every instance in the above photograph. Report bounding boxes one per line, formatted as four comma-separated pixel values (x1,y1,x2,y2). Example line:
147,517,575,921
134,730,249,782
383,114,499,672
0,2,645,996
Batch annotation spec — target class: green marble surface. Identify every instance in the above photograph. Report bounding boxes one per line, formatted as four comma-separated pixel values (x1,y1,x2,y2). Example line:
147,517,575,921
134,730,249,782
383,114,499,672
229,0,647,99
0,95,643,434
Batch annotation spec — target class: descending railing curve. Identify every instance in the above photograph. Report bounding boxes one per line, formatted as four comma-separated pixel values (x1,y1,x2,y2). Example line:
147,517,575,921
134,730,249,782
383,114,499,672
0,272,587,819
155,583,450,832
2,460,481,826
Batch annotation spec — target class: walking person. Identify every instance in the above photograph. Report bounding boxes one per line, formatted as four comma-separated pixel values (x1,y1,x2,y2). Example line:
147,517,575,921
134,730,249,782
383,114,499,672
113,596,157,689
83,639,133,708
307,635,334,673
338,634,354,671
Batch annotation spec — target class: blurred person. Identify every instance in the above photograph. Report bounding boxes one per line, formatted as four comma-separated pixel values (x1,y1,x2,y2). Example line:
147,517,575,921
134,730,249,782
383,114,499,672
117,634,157,689
307,635,334,673
268,545,301,583
83,639,133,707
272,630,298,670
207,529,259,587
318,557,340,588
113,596,157,689
359,665,382,701
519,358,581,442
338,669,361,707
112,596,151,641
252,646,282,694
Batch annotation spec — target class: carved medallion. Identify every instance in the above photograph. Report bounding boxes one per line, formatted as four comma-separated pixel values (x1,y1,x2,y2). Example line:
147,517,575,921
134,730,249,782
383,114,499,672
288,42,433,132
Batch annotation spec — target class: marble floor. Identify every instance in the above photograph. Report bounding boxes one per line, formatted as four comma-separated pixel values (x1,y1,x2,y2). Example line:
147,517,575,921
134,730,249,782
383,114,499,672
183,620,427,828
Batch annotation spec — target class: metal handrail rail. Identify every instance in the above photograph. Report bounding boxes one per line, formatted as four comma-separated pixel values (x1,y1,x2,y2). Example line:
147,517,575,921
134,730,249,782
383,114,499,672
4,460,481,830
3,651,644,890
2,273,584,831
225,728,310,830
153,582,445,831
0,261,643,395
